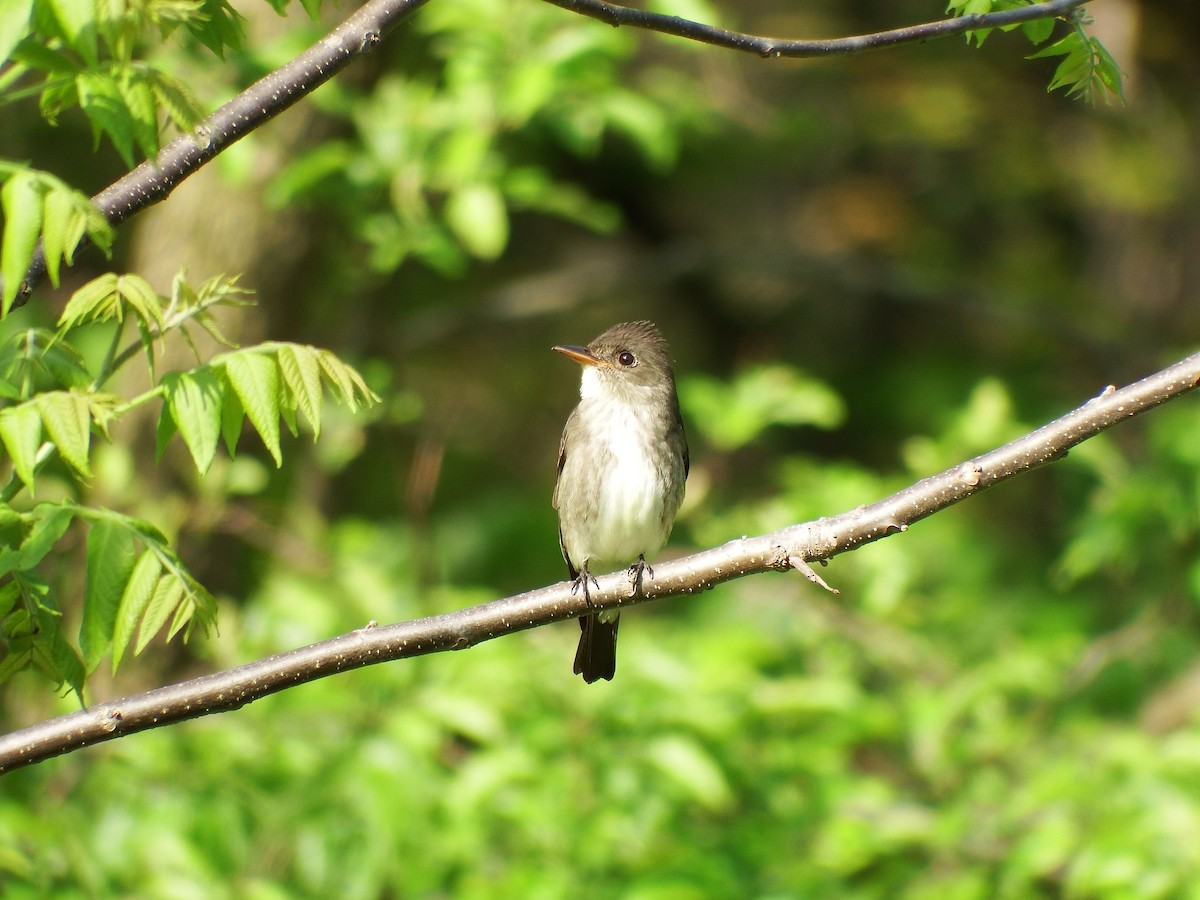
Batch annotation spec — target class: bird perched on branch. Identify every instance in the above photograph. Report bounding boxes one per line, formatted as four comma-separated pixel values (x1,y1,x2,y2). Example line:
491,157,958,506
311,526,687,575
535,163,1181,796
552,321,689,683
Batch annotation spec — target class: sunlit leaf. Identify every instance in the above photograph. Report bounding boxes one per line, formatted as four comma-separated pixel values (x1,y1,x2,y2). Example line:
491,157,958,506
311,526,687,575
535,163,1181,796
276,343,323,437
163,368,222,474
0,402,42,490
111,550,162,671
222,351,281,465
16,503,75,570
33,390,92,477
0,0,34,66
76,71,136,164
135,573,184,655
1,171,43,315
80,515,138,671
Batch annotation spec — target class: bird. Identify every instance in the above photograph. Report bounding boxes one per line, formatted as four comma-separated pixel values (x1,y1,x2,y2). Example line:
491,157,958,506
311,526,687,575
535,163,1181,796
552,320,689,683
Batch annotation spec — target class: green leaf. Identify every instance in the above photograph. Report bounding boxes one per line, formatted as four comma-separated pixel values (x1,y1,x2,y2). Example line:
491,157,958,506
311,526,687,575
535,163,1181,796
118,70,160,160
1,171,43,315
444,183,509,260
0,0,33,68
77,71,136,164
276,343,323,437
41,185,80,287
0,581,19,618
155,402,177,461
220,381,243,456
39,340,92,390
30,590,85,700
317,349,380,412
111,550,162,671
222,351,282,466
163,368,223,474
58,272,163,329
1020,16,1055,46
0,402,42,491
682,365,845,451
34,391,92,478
0,642,32,684
43,0,98,64
150,71,207,135
135,573,184,655
80,516,139,671
17,503,75,570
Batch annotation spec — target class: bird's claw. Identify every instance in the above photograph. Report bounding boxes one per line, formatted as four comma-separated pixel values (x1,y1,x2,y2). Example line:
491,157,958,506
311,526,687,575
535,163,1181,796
571,568,601,606
627,555,653,596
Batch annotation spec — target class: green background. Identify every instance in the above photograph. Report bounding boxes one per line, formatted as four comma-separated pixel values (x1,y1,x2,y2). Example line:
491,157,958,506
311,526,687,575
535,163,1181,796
3,0,1200,895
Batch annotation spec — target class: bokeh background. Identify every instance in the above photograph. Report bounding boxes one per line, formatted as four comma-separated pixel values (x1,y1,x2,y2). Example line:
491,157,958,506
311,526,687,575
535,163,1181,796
3,0,1200,895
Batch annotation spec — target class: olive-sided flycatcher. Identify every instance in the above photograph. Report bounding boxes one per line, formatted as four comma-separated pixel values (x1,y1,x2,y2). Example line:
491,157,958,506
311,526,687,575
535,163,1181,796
553,321,689,683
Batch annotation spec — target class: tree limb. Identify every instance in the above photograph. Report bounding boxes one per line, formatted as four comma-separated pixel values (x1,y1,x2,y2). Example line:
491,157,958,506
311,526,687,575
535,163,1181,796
3,348,1197,775
6,0,433,309
536,0,1088,59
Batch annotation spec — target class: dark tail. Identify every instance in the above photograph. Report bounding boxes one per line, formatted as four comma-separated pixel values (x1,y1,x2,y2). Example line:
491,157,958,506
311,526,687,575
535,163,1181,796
573,614,619,683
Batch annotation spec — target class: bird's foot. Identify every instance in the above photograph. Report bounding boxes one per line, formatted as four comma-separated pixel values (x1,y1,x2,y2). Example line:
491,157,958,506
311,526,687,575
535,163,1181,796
627,555,653,596
571,564,601,606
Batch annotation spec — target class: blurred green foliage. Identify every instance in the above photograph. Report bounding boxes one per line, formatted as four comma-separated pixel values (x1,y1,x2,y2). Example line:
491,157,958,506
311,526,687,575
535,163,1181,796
2,0,1200,895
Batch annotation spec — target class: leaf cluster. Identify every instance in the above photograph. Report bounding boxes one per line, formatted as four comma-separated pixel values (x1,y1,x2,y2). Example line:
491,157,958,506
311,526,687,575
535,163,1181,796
947,0,1123,104
0,270,378,697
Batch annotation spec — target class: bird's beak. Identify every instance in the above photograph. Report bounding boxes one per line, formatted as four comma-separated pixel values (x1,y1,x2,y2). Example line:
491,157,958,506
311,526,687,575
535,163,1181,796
553,344,603,367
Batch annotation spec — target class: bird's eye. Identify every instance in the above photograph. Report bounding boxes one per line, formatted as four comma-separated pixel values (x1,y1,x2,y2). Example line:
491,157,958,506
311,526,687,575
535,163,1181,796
617,351,636,367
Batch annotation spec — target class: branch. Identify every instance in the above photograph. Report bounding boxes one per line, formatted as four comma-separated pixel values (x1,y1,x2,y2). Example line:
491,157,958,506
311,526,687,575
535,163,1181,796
536,0,1088,59
5,0,433,309
3,348,1197,775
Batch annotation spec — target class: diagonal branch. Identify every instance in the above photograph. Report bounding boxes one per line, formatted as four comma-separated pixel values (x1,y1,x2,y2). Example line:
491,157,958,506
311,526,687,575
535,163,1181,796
2,348,1197,775
7,0,433,309
536,0,1088,59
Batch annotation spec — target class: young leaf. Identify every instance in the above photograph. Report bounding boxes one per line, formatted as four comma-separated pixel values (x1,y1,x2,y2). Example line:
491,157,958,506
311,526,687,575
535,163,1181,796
150,71,207,136
111,550,162,671
1,170,43,315
80,516,139,671
135,574,184,655
222,351,282,466
0,402,42,491
40,185,82,287
163,368,223,474
220,381,243,456
318,349,381,412
276,343,323,437
34,390,92,478
58,272,163,329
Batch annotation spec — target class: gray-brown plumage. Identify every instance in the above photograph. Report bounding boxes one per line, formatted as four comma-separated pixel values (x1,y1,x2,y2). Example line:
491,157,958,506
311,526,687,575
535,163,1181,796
552,321,689,683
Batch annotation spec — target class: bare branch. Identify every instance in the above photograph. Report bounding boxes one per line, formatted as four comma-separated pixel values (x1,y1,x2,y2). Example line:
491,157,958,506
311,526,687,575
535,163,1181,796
3,348,1197,775
6,0,432,309
536,0,1088,59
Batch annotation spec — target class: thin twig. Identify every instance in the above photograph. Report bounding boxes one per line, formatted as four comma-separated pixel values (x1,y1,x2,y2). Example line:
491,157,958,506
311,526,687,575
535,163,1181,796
2,348,1197,774
536,0,1087,58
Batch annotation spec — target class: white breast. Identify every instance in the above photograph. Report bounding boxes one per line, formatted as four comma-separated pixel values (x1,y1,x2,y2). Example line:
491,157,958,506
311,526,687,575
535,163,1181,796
561,376,679,569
